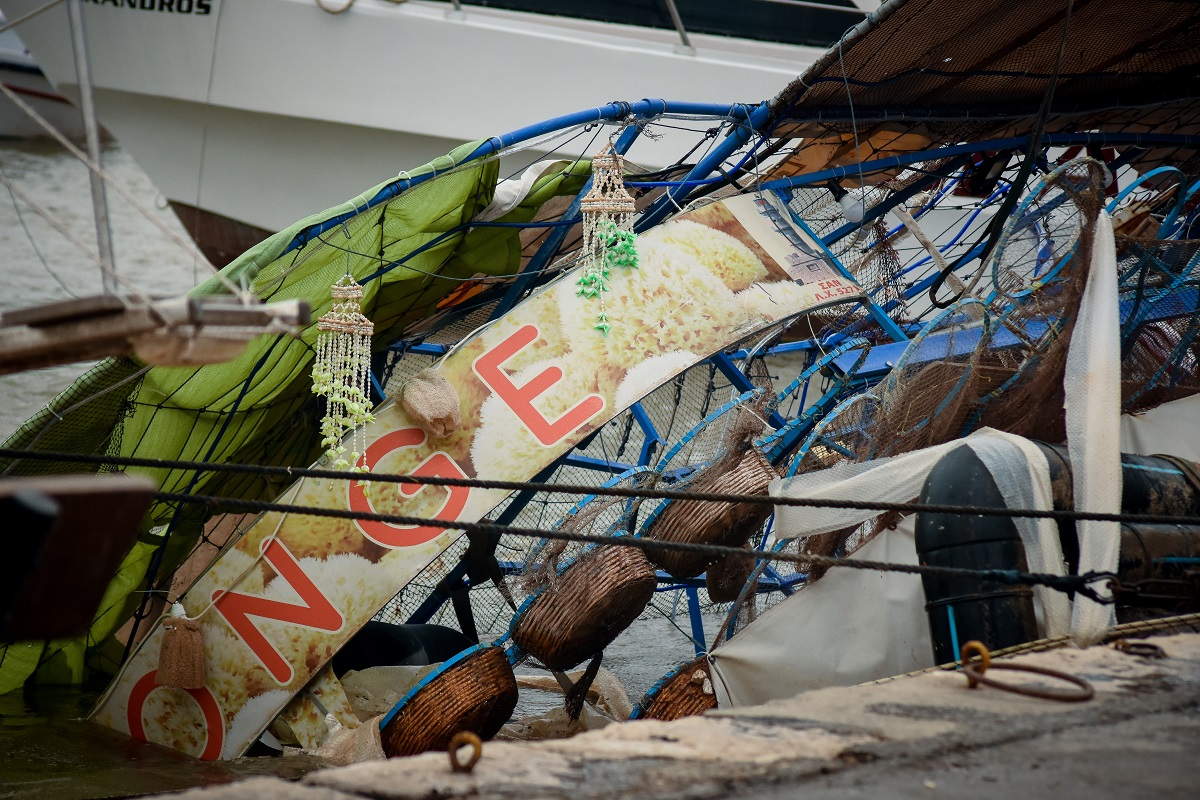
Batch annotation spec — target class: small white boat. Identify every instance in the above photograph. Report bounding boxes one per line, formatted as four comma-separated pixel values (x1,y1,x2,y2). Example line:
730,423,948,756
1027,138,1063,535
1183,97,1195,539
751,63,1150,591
0,0,868,264
0,13,86,140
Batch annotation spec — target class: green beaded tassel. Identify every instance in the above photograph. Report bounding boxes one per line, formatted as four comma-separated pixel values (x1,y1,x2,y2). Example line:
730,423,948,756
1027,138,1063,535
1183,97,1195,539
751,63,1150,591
576,143,639,336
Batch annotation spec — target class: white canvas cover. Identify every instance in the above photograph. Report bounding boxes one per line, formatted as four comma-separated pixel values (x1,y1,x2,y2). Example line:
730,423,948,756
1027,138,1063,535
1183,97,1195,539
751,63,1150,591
711,429,1075,709
708,519,933,707
709,214,1130,706
1064,212,1121,644
1120,393,1200,462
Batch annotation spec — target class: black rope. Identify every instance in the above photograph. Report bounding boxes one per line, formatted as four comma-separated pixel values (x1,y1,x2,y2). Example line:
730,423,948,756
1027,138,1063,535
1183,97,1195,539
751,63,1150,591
6,447,1200,527
154,490,1116,605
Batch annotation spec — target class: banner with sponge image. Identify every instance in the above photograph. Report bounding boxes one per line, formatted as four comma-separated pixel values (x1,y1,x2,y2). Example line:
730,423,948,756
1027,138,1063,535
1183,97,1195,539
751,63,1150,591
91,192,863,759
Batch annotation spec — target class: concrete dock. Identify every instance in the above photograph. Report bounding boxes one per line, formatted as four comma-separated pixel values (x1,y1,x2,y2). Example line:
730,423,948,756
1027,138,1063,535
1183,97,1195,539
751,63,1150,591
166,633,1200,800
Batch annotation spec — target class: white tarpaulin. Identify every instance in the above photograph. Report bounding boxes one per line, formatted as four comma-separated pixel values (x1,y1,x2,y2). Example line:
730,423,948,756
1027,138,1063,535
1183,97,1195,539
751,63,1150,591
707,211,1177,707
1064,212,1121,644
709,519,934,707
711,428,1077,709
1120,393,1200,462
770,429,1069,629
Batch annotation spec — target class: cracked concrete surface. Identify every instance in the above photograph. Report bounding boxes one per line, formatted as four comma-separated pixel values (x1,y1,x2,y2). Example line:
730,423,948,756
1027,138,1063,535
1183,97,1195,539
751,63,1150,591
162,634,1200,800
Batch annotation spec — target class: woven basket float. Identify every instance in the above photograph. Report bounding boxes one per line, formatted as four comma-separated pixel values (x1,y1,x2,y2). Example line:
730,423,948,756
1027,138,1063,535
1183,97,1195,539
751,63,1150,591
632,656,718,722
705,542,755,603
646,448,777,578
378,644,518,758
512,540,656,671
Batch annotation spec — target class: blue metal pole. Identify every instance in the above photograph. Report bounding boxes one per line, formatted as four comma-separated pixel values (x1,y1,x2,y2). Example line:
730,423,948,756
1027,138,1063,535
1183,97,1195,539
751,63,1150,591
635,102,773,232
686,586,707,656
283,100,748,257
761,132,1200,194
492,121,644,317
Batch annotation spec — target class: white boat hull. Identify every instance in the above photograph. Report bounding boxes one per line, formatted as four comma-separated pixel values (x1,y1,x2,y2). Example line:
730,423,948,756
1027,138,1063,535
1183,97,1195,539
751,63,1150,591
0,17,86,140
3,0,822,263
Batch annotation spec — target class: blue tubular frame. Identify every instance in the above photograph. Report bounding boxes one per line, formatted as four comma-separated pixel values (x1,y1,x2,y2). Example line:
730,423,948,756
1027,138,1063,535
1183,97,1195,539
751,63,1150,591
1106,166,1186,217
492,122,645,318
815,154,976,247
757,343,872,465
281,100,751,258
635,102,773,232
772,192,910,344
1159,178,1200,238
759,132,1200,195
383,111,1200,647
685,587,707,656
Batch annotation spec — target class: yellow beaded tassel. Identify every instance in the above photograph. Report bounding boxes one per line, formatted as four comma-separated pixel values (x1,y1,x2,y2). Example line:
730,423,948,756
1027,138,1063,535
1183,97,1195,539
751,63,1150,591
312,274,375,471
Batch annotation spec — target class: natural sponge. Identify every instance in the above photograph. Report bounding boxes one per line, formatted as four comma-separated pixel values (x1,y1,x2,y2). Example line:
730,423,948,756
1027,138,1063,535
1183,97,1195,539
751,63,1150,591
400,368,461,439
655,219,768,292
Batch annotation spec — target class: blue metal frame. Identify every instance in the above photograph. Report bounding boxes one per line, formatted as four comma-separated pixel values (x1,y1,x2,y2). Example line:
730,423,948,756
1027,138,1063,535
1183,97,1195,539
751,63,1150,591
491,122,645,318
382,110,1200,658
769,190,909,344
282,100,753,258
760,132,1200,194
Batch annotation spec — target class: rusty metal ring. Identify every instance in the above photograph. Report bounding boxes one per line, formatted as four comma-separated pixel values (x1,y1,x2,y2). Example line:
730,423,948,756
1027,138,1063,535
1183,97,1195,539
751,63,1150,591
962,662,1095,702
959,640,991,687
448,731,483,773
1112,639,1167,659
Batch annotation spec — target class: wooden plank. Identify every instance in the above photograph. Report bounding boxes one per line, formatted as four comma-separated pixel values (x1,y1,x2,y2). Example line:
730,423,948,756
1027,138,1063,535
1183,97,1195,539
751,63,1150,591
0,474,155,642
0,307,159,376
1,294,127,328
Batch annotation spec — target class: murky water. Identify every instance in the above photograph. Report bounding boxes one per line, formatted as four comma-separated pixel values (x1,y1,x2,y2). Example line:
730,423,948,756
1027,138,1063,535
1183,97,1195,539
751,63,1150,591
0,138,327,797
0,685,327,800
0,138,205,439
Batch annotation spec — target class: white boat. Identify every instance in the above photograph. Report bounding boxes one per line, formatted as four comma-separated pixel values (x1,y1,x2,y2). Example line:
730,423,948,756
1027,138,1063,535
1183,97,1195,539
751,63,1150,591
1,0,866,264
0,12,86,140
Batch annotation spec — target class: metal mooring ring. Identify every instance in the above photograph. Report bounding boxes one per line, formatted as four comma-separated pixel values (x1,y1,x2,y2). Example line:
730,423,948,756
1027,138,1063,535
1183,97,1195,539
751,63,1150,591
961,641,1094,702
448,730,483,773
959,640,991,687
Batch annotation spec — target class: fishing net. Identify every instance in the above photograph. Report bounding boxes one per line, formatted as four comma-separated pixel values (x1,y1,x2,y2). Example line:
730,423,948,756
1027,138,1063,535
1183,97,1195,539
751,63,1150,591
371,326,782,650
521,469,650,597
722,158,1110,607
5,0,1199,707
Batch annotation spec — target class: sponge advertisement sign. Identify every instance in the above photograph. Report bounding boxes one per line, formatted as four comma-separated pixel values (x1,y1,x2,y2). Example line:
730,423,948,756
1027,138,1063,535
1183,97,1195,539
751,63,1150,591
90,192,862,758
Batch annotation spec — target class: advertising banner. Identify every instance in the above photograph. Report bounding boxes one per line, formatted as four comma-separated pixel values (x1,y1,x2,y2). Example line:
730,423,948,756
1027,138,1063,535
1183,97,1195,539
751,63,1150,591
91,193,863,758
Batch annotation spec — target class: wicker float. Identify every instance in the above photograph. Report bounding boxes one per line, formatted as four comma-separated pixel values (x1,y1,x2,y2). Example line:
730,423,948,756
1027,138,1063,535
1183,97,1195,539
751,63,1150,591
631,656,718,722
378,644,518,758
646,448,777,578
511,540,656,671
705,542,755,603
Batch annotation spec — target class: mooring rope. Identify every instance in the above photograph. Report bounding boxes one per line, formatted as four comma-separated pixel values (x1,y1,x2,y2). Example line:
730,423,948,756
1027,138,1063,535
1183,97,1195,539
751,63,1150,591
154,489,1118,603
4,447,1199,527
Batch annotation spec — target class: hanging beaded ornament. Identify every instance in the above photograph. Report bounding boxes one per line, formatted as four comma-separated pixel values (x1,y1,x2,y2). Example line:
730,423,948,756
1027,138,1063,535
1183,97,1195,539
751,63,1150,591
576,143,639,335
312,274,375,471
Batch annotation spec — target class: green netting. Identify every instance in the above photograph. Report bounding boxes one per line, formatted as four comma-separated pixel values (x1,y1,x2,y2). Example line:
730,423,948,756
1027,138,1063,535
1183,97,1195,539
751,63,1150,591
0,142,589,691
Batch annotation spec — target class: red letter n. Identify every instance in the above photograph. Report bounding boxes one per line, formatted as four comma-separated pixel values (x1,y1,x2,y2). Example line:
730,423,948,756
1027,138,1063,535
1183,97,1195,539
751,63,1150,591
211,539,343,684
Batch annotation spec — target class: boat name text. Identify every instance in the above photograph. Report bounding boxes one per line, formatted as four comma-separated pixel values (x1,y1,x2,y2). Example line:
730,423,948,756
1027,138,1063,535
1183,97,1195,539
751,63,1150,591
85,0,213,15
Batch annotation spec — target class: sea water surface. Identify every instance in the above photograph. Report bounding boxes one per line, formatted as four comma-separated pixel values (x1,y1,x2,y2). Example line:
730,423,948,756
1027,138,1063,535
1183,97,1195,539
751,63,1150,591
0,138,204,436
0,139,341,796
0,138,731,797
